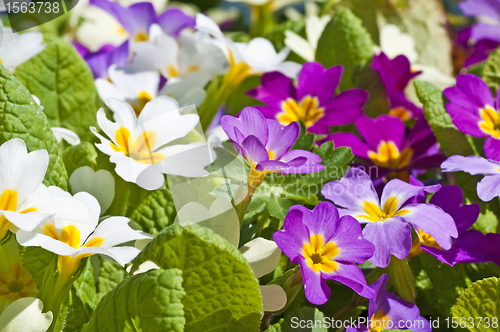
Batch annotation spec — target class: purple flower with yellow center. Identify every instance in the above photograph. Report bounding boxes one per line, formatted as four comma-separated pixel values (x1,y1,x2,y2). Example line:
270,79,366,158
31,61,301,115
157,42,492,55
89,0,195,42
74,41,129,80
407,181,486,266
346,274,431,332
443,74,500,161
322,168,458,267
221,107,324,190
372,52,422,121
328,115,444,180
246,62,367,134
273,202,376,305
441,155,500,201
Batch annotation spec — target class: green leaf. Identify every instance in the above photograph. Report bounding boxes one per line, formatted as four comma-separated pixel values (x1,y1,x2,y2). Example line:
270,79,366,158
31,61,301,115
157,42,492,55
316,7,374,90
266,306,327,332
265,19,306,61
82,269,185,332
96,259,129,300
482,47,500,96
63,142,98,176
130,223,262,332
62,258,98,332
0,63,68,189
291,122,315,151
354,65,391,118
15,36,98,142
128,188,176,235
451,277,500,332
20,246,56,292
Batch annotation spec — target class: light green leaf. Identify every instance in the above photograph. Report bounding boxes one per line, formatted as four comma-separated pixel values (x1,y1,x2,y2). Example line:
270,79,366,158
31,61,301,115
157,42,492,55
20,246,55,292
128,188,176,235
63,142,98,176
82,269,185,332
316,7,374,90
266,306,327,332
15,36,98,142
0,62,68,189
130,223,262,332
451,277,500,332
96,259,129,300
266,19,306,59
291,122,315,151
482,47,500,96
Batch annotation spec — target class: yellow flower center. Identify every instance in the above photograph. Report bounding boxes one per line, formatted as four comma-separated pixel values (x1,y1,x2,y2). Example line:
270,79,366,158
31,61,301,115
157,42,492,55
278,96,325,128
479,106,500,139
418,228,442,249
131,91,153,116
302,234,339,273
0,190,37,239
110,127,164,165
370,311,391,332
134,31,149,42
368,141,413,169
0,262,37,307
389,106,412,121
358,197,410,222
224,50,253,88
167,65,180,78
116,25,127,36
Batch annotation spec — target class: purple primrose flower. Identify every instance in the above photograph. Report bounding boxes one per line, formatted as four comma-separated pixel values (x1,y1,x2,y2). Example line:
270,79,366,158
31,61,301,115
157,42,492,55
273,202,376,305
459,0,500,44
246,62,367,134
322,168,457,268
74,41,129,79
443,74,500,161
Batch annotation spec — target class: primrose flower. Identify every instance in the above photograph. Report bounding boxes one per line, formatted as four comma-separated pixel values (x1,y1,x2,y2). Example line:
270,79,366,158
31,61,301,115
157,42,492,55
273,202,375,305
459,0,500,44
0,23,45,71
195,14,301,85
322,168,457,267
328,115,445,180
347,274,431,332
221,107,324,191
89,0,195,43
74,41,129,79
0,297,52,332
0,237,37,313
441,155,500,201
16,191,152,284
408,182,486,266
0,139,90,239
247,62,367,134
456,27,499,68
284,15,331,62
92,97,212,186
51,127,81,146
443,74,500,161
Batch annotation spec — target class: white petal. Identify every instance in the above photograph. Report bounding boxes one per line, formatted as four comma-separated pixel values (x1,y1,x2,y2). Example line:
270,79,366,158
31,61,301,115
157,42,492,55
51,127,81,145
240,237,281,278
243,38,289,70
108,64,159,101
106,98,137,129
16,229,78,256
306,15,330,50
157,144,212,177
0,32,46,71
195,13,224,40
95,79,126,103
138,96,180,126
260,285,287,313
69,167,115,214
75,246,141,266
380,24,418,63
85,216,152,248
127,260,160,275
109,153,149,183
284,30,314,62
0,297,52,332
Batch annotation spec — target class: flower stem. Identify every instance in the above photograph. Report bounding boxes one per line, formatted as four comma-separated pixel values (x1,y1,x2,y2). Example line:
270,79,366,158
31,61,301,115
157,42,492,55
387,255,416,303
235,169,267,224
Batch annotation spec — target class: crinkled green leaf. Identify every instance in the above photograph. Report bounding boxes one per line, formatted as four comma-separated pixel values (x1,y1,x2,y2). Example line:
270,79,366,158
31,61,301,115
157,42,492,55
128,188,176,235
316,7,374,90
482,47,500,96
20,246,55,292
266,19,306,61
0,62,67,189
82,269,185,332
96,259,129,300
131,223,262,332
15,36,98,142
63,142,98,176
451,277,500,332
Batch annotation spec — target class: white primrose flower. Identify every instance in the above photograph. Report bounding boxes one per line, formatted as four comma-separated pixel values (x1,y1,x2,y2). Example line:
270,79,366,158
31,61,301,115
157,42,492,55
95,64,160,116
284,14,331,62
91,97,213,188
51,128,81,146
0,297,52,332
195,14,301,83
16,190,152,281
176,197,287,314
0,23,46,71
0,139,90,239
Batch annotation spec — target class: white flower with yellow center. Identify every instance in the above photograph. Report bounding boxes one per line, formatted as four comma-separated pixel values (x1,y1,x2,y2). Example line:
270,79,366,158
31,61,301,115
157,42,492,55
95,64,160,116
284,14,331,62
16,190,152,284
0,297,52,332
91,97,212,186
0,139,90,240
0,23,46,72
195,14,301,85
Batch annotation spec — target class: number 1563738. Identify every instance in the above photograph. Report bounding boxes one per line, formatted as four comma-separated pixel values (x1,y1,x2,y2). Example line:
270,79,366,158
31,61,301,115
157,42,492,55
6,1,60,14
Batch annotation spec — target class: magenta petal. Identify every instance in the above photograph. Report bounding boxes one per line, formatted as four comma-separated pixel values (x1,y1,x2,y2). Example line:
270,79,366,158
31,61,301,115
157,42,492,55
459,0,500,21
302,202,340,241
483,233,500,266
320,89,367,126
221,107,269,145
328,133,370,157
362,217,412,268
470,23,500,43
444,74,495,110
266,121,299,159
273,209,310,262
330,215,375,263
256,160,287,172
381,178,439,211
247,71,296,110
299,256,330,305
241,135,269,164
484,136,500,161
297,62,342,103
323,262,375,299
356,115,406,150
